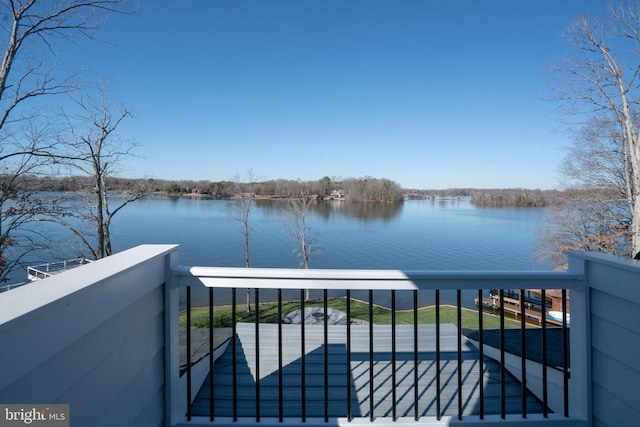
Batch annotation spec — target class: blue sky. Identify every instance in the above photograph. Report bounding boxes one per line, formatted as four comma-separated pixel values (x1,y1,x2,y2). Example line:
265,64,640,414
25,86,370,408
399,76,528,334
63,0,610,189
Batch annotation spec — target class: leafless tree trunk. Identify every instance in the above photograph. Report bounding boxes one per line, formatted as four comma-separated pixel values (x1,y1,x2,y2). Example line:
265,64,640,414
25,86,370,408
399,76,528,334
229,170,257,314
58,86,142,259
554,2,640,258
282,190,317,301
0,0,126,280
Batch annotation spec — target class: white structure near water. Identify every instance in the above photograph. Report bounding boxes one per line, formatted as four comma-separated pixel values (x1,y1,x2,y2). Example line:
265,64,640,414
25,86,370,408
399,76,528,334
0,244,638,426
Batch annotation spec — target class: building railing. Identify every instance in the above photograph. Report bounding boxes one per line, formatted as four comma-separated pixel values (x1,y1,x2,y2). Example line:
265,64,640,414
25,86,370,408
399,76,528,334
0,258,93,293
169,267,584,426
3,246,639,426
26,257,92,281
0,281,26,293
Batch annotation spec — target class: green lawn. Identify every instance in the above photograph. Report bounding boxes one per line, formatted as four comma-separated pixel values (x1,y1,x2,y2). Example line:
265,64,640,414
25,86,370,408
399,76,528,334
179,297,525,329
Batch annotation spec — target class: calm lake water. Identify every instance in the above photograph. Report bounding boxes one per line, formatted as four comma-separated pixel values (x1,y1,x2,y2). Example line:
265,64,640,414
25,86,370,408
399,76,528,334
109,196,550,270
18,196,552,308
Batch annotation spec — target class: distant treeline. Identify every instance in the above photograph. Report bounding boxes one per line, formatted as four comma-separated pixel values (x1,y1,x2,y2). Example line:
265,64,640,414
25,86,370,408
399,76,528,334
15,175,602,207
12,175,404,203
407,188,566,207
469,189,551,207
168,176,404,203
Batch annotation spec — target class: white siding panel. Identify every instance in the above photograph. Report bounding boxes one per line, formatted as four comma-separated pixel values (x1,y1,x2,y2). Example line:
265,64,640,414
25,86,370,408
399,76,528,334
587,262,640,306
132,386,166,427
578,253,640,427
590,289,640,336
591,349,640,414
93,348,166,427
592,382,640,427
0,285,164,402
0,249,170,390
57,310,164,426
0,245,177,427
591,313,640,373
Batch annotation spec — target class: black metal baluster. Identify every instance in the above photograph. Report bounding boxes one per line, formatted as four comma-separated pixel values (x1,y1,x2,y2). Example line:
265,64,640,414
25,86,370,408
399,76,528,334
520,289,527,418
232,289,238,421
278,289,283,422
209,287,214,421
186,286,192,421
369,289,374,421
478,289,484,419
500,289,506,419
457,289,462,420
392,290,397,421
255,288,260,421
413,289,419,421
300,289,306,422
346,290,352,422
324,289,329,423
435,289,441,420
542,289,548,418
562,289,569,417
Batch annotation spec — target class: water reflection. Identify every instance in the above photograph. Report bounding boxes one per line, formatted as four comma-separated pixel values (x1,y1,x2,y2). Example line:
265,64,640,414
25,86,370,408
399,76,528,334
254,199,403,222
322,201,403,222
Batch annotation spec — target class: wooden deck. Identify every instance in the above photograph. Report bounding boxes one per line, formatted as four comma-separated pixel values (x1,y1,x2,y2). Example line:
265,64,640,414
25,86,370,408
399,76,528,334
192,323,545,419
474,296,563,326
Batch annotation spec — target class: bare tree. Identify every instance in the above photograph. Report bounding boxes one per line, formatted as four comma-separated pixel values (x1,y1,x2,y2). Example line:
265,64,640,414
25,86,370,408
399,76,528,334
0,1,126,127
554,2,640,258
57,87,141,259
0,0,126,280
560,118,628,194
538,197,630,267
282,189,318,300
539,118,633,264
228,170,257,314
0,121,65,282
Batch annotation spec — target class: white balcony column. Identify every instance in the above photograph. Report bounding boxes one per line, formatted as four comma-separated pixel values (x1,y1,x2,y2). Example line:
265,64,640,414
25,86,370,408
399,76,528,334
569,252,640,426
567,253,592,426
165,249,182,426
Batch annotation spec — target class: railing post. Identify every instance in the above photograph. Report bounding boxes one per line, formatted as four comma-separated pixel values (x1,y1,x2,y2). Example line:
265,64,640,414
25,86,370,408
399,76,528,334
567,253,592,426
165,249,181,427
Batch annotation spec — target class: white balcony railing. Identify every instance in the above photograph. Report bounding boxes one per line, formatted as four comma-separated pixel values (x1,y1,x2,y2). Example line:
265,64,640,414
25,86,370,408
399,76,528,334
169,265,586,427
26,257,92,281
2,245,639,427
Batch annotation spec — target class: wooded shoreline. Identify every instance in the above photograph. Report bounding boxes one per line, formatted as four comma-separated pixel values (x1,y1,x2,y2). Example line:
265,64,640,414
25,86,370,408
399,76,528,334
10,173,617,207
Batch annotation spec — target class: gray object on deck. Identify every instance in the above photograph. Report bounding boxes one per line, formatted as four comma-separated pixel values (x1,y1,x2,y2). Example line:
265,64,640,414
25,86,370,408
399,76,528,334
283,307,368,325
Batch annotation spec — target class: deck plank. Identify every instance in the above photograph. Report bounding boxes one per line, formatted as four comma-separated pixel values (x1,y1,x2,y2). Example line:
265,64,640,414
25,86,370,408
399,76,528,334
192,323,545,419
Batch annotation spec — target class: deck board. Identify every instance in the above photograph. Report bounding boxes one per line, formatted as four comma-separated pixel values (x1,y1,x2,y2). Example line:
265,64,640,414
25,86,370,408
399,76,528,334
192,323,545,419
